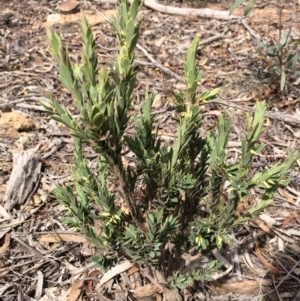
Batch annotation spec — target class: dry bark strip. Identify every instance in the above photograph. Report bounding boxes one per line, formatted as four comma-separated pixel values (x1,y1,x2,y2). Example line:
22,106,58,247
143,0,236,20
3,145,41,210
94,0,237,20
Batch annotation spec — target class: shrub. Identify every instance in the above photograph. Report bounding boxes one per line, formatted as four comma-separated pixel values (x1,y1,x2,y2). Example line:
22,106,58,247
256,30,300,91
230,0,300,92
41,0,300,295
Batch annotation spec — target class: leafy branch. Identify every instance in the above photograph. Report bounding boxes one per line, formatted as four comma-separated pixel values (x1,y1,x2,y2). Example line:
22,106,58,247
41,0,300,294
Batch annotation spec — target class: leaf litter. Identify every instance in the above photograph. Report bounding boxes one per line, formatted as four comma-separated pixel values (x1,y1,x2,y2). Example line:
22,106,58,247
0,0,300,300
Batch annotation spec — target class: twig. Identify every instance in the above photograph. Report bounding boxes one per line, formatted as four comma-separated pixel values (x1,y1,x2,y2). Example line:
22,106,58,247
135,42,300,126
277,260,300,283
0,96,50,109
212,98,300,125
138,264,165,292
136,43,186,84
16,103,49,112
240,19,261,40
11,234,58,265
272,274,283,301
113,159,147,233
230,229,242,282
262,259,300,298
41,138,63,159
199,33,224,46
211,248,233,280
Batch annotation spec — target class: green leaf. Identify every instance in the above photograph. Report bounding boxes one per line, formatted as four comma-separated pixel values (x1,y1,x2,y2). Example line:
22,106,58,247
121,57,132,75
81,107,89,120
93,112,105,128
280,30,290,47
129,33,139,55
51,115,65,125
244,1,253,16
229,0,248,14
125,19,135,46
287,52,299,70
44,0,300,282
199,87,220,102
129,0,141,19
40,100,54,112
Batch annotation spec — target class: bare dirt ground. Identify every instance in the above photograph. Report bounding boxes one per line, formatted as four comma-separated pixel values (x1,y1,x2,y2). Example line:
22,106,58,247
1,0,300,300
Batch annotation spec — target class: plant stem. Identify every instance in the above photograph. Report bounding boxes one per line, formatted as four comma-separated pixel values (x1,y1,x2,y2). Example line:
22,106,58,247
113,158,147,234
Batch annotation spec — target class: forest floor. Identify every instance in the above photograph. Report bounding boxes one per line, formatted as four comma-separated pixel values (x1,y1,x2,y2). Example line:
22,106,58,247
1,0,300,300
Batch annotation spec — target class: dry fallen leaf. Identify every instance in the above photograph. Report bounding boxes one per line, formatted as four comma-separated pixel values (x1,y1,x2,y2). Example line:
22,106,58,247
0,233,11,254
255,244,281,275
44,10,116,28
80,241,96,257
294,211,300,224
39,233,88,244
210,280,260,294
132,284,160,298
251,217,275,236
282,211,299,229
152,93,163,108
277,187,297,201
155,293,163,301
127,266,139,276
99,260,133,287
67,279,84,301
85,270,101,297
59,0,80,13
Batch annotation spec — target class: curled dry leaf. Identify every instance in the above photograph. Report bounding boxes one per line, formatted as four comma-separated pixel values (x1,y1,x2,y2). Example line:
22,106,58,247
85,270,101,297
254,244,281,275
242,249,266,277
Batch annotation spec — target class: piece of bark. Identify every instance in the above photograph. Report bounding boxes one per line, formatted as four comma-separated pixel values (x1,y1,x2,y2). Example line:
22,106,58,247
4,145,41,210
144,0,235,20
93,0,236,20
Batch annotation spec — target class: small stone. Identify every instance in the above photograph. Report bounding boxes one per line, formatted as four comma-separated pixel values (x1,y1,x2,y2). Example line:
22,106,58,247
46,14,61,23
58,0,80,13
